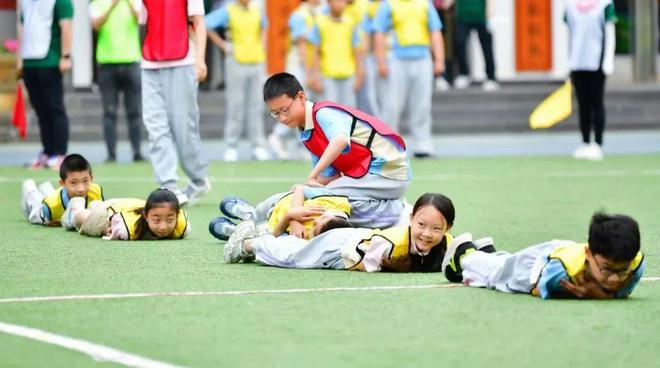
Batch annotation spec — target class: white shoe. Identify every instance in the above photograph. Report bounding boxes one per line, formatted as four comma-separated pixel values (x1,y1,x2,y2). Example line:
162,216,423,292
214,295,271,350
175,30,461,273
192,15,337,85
573,143,590,160
454,76,471,89
482,80,500,92
584,143,604,161
38,181,55,196
224,148,238,162
168,188,189,207
185,178,212,205
435,77,450,92
21,179,38,217
224,220,257,263
252,146,270,161
268,133,289,160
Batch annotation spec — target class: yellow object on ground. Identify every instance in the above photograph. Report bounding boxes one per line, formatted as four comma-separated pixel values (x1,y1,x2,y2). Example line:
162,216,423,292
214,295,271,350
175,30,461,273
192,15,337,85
529,80,572,129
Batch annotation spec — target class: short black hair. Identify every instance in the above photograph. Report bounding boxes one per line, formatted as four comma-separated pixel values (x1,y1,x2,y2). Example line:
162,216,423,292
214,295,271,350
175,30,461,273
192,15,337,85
263,72,304,102
588,212,640,262
59,154,92,180
412,193,455,228
319,217,354,234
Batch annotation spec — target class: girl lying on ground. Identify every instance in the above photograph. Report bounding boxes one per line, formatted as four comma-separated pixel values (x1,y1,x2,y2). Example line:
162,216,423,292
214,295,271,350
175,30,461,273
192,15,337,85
223,192,493,272
63,188,189,240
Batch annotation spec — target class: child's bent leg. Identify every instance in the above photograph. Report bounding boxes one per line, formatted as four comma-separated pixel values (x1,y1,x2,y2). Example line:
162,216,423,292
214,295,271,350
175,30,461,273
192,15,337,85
461,251,509,288
254,192,289,222
22,180,46,224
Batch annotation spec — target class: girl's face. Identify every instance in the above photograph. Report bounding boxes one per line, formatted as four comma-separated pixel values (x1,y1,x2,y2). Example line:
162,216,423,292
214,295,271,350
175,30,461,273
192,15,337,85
145,205,178,238
409,205,449,253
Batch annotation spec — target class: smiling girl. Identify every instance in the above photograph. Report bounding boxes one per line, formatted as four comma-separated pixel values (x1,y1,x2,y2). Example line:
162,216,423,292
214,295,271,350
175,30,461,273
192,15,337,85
223,192,456,273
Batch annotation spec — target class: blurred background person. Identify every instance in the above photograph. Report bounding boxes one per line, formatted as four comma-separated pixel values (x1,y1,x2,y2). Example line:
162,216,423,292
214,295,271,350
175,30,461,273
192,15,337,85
140,0,211,205
308,0,363,107
374,0,445,158
90,0,143,163
206,0,270,162
566,0,617,161
17,0,73,169
450,0,499,91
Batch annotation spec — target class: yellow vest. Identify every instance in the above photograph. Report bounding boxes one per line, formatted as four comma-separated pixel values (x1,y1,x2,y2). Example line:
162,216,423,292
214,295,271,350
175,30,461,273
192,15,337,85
316,13,356,78
548,243,644,282
358,226,454,271
43,183,104,223
390,0,430,46
227,2,265,64
110,199,189,240
268,193,351,240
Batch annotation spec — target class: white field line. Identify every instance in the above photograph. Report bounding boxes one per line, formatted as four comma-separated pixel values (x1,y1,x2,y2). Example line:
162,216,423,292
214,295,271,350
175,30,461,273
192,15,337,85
0,278,657,305
0,284,466,304
0,321,186,368
1,170,659,185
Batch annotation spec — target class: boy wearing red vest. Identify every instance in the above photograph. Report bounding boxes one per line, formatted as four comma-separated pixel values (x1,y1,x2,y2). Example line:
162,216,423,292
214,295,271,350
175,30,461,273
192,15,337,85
138,0,210,205
263,72,411,202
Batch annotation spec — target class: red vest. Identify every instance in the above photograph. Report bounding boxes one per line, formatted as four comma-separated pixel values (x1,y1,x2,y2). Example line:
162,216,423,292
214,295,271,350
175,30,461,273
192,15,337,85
142,0,190,61
305,101,406,179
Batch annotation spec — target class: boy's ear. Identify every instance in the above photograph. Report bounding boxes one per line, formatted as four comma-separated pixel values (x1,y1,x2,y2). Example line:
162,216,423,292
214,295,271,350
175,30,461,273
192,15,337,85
59,179,65,187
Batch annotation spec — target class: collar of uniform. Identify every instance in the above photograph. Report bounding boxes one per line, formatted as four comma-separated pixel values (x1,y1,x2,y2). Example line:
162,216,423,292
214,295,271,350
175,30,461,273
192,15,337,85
303,100,315,131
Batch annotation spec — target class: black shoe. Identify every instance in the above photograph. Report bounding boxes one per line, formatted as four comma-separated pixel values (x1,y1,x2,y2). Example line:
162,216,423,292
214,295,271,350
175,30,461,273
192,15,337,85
106,154,117,163
133,153,145,162
441,233,477,283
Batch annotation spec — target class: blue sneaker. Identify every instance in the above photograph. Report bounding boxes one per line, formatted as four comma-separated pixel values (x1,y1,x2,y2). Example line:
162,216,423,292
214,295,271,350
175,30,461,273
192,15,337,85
209,216,237,241
219,197,256,221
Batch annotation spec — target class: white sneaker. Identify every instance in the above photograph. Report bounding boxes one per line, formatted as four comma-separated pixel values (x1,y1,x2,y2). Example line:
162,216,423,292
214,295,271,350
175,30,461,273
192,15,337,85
21,179,38,217
185,178,212,205
585,143,604,161
441,232,473,273
482,80,500,92
168,188,189,207
224,220,257,263
454,75,471,89
573,143,590,160
252,146,270,161
38,181,55,196
435,77,450,92
224,148,238,162
268,133,289,160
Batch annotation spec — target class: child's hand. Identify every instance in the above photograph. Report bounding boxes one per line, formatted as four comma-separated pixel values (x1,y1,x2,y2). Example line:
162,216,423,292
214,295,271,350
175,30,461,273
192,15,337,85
288,220,306,239
560,275,613,299
287,206,325,223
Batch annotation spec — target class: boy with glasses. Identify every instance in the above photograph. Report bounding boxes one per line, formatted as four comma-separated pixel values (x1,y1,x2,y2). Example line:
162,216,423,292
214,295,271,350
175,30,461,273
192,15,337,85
263,72,411,203
442,212,645,299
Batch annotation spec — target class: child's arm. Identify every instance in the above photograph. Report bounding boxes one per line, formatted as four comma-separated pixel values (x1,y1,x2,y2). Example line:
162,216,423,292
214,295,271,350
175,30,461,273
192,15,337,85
205,7,230,54
191,14,208,82
307,135,350,183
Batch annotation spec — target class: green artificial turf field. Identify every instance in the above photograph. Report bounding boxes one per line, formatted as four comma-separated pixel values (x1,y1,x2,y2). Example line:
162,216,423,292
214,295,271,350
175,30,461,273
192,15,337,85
1,155,659,368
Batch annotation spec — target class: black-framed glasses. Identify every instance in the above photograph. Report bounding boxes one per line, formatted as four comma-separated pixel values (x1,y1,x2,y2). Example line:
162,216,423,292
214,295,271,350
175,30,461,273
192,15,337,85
592,255,632,278
269,95,298,118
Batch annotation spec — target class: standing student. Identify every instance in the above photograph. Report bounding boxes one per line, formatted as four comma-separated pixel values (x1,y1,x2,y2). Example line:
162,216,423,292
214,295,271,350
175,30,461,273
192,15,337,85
264,73,411,202
90,0,144,163
17,0,73,169
373,0,445,158
566,0,616,161
308,0,364,107
269,0,322,160
442,213,645,300
205,0,270,162
139,0,211,205
449,0,499,91
223,193,455,274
